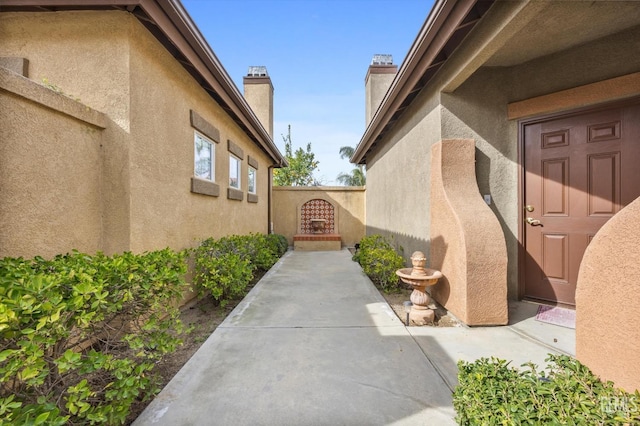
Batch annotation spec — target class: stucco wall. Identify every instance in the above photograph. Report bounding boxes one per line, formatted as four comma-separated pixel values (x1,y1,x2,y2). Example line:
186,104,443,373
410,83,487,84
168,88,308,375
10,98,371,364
439,68,519,297
272,187,365,247
365,87,441,260
0,70,104,259
576,196,640,392
127,19,272,252
0,11,133,255
0,11,277,258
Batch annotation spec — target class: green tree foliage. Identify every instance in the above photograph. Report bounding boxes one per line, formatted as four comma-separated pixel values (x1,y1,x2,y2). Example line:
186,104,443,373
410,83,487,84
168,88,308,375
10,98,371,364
273,125,320,186
336,145,366,186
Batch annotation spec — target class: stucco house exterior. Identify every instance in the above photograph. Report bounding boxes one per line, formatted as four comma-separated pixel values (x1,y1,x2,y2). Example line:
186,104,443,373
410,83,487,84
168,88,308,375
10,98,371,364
0,0,285,260
354,0,640,388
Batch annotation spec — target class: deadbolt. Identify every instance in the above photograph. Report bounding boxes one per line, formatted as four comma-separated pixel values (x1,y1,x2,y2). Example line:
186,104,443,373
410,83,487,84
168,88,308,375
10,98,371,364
525,205,535,212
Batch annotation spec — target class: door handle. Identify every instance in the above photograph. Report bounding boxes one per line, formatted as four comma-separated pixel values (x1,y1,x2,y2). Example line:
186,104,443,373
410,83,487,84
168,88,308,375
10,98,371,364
526,217,542,226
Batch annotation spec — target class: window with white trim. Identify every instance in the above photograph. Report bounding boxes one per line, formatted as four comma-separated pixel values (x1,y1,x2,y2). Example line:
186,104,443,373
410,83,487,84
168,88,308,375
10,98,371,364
248,166,257,194
229,154,241,189
194,131,214,181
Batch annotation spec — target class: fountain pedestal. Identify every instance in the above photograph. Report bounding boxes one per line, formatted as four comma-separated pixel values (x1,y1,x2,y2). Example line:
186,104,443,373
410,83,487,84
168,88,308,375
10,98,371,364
396,251,443,325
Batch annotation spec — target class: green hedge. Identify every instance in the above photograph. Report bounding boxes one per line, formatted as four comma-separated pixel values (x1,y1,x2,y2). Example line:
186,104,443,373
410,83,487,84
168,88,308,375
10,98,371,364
0,248,189,425
454,354,640,425
193,233,287,306
352,235,404,292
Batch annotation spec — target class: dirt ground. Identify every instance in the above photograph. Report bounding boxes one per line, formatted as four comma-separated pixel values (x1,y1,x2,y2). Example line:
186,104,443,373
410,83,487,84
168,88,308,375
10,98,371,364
379,286,461,327
125,281,259,424
126,270,459,424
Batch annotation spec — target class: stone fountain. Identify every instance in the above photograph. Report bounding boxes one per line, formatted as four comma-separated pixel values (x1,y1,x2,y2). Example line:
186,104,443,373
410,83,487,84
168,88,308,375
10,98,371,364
396,251,442,325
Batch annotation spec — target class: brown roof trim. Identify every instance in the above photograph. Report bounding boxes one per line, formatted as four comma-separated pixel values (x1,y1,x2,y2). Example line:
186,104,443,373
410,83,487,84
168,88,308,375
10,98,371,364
351,0,493,165
0,0,287,167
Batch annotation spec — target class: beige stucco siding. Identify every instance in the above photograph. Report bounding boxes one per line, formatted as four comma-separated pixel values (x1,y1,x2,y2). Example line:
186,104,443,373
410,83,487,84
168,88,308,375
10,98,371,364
127,20,271,252
0,11,132,130
439,67,519,297
0,11,133,255
365,88,441,258
0,11,276,258
0,87,103,258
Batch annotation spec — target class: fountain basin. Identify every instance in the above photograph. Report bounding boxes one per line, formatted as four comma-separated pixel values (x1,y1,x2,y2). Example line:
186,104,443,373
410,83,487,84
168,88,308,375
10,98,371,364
396,268,442,287
396,251,443,325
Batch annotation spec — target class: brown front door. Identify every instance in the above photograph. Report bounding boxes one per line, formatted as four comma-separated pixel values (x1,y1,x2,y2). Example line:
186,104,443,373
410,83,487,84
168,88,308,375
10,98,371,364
523,102,640,305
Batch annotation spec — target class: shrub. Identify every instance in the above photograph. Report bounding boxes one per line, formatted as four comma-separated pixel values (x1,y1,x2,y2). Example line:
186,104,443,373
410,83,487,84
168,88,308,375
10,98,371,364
0,248,189,425
266,233,289,257
454,354,640,425
193,233,287,305
194,250,253,306
353,235,404,292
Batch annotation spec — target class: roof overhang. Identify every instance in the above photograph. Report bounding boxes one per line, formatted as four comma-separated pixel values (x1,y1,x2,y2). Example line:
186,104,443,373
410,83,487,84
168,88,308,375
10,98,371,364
352,0,640,165
352,0,492,165
0,0,287,167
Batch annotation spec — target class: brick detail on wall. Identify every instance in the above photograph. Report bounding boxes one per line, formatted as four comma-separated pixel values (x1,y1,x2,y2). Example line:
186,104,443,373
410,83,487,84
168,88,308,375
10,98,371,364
293,234,341,241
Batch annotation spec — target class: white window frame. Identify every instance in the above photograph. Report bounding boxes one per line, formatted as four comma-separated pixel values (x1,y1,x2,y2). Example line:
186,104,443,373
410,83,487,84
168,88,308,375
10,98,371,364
229,154,241,189
194,131,214,181
248,166,257,194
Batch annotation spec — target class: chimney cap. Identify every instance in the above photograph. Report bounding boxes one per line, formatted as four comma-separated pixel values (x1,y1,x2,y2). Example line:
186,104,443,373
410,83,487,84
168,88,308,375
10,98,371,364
247,66,268,77
371,54,393,65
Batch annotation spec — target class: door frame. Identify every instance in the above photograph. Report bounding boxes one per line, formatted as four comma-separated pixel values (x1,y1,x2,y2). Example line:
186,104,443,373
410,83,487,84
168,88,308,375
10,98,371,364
516,96,640,301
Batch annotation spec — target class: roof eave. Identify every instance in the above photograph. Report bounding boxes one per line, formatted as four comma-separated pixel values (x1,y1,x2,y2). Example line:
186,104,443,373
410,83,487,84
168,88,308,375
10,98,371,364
147,0,286,166
0,0,287,167
351,0,485,165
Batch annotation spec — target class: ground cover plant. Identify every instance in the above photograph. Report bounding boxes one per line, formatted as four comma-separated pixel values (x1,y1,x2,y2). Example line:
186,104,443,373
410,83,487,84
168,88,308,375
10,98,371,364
0,249,189,425
352,234,405,292
454,354,640,425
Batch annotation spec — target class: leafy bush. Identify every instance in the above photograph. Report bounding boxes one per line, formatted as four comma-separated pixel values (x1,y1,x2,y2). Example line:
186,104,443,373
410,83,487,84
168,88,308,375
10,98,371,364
454,354,640,425
0,248,188,425
193,233,287,305
353,235,404,292
194,251,253,305
266,233,289,258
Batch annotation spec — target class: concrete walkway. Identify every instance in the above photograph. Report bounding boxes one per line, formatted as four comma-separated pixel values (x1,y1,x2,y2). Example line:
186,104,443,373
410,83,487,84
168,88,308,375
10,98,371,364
134,249,575,426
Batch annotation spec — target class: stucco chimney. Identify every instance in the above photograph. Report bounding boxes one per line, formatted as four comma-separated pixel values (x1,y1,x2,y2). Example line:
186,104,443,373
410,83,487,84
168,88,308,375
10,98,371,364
365,54,397,126
243,66,274,138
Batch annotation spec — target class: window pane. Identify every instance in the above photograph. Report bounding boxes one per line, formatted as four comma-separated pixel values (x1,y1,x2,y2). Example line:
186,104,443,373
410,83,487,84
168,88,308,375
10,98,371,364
194,133,213,181
229,155,240,189
248,167,256,194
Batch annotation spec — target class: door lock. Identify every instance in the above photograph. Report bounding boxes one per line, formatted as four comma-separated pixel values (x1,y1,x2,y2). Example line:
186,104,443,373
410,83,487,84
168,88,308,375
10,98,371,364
525,205,535,212
526,217,542,226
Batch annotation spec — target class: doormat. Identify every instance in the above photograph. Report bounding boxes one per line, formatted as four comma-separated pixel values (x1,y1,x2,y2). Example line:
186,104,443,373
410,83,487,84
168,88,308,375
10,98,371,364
535,305,576,329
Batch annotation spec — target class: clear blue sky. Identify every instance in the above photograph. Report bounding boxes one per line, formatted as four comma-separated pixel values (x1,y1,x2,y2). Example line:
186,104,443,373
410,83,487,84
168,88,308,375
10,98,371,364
182,0,434,185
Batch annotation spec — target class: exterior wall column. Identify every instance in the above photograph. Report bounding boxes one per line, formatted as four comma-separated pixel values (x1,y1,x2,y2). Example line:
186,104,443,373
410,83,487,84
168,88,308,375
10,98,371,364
430,139,508,325
576,196,640,392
